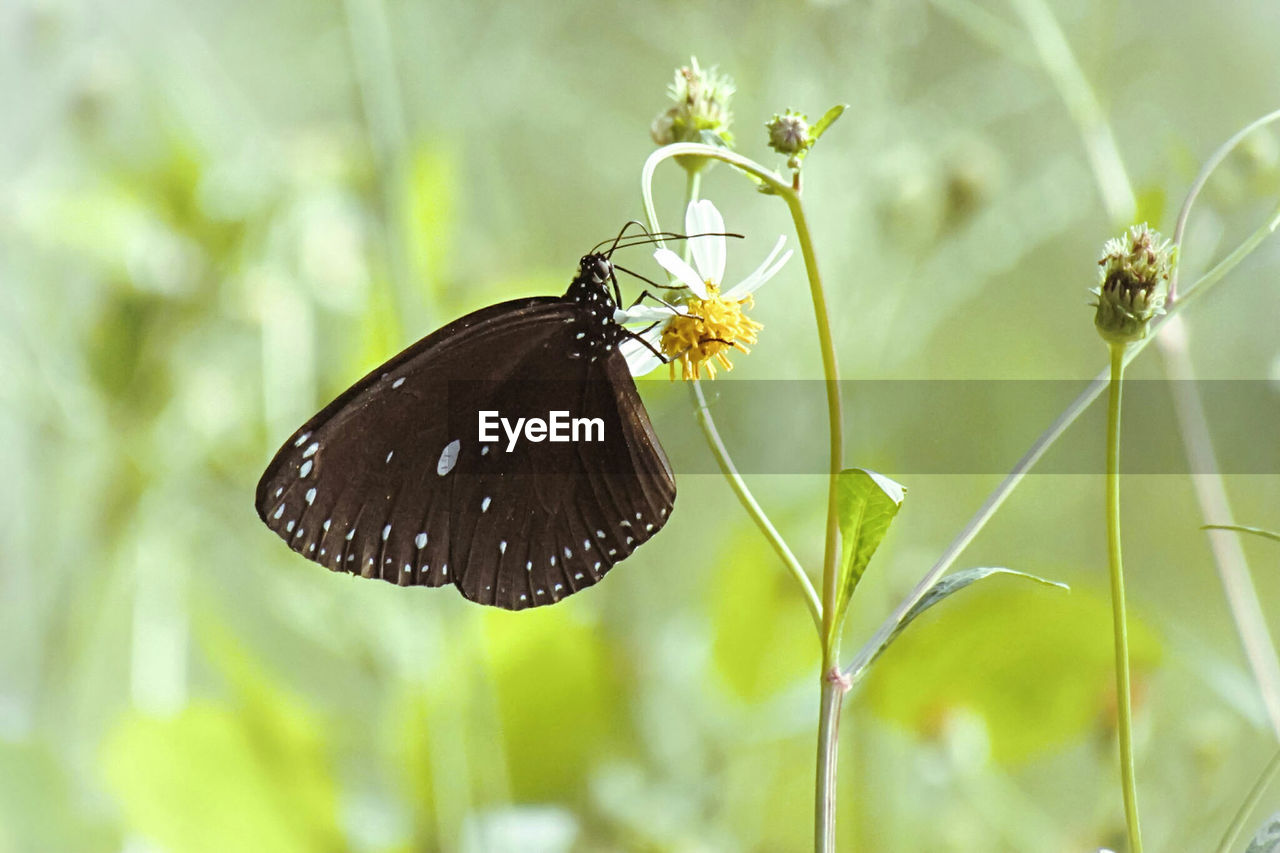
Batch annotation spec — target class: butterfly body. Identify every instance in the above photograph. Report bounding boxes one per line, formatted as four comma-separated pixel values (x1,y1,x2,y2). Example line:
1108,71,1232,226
256,253,676,610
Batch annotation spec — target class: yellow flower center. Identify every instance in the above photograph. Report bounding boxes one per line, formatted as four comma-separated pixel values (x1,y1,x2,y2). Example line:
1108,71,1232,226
660,282,763,380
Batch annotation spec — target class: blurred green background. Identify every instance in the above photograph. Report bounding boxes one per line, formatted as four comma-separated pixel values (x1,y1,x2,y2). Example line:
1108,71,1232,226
4,0,1280,850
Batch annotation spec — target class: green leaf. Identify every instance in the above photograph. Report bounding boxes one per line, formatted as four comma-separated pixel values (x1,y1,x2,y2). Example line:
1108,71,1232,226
860,567,1069,677
1246,812,1280,853
863,582,1161,765
809,103,847,144
1203,524,1280,544
832,469,906,643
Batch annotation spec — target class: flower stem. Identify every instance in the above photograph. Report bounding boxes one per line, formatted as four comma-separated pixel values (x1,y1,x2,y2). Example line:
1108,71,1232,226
815,674,845,853
688,379,821,629
640,143,847,853
782,190,847,853
639,146,823,620
842,200,1280,683
1105,342,1142,853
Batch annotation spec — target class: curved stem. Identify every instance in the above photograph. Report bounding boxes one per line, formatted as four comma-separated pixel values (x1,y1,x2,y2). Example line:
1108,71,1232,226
689,379,822,628
1171,107,1280,300
842,200,1280,683
1216,749,1280,853
1105,343,1143,853
641,142,847,853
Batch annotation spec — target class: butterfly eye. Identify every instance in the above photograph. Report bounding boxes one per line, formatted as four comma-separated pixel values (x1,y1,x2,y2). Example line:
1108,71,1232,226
591,256,612,282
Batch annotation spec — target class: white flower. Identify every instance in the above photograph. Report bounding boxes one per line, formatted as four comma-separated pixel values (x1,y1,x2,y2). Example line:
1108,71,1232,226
618,200,791,378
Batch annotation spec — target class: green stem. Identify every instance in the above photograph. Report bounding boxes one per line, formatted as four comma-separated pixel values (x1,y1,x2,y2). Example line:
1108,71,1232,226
671,157,820,627
1216,748,1280,853
842,201,1280,683
1171,107,1280,299
640,143,847,853
815,675,845,853
783,187,847,853
1018,0,1280,733
1105,342,1142,853
688,377,821,628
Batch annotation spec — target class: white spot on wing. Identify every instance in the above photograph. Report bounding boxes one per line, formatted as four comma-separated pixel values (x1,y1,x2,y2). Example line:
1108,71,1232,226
273,505,284,520
294,432,311,447
499,540,507,554
346,528,356,541
305,488,316,505
299,460,313,478
415,533,427,549
303,442,319,458
437,439,461,476
385,451,394,463
382,524,391,541
392,377,405,388
481,496,491,513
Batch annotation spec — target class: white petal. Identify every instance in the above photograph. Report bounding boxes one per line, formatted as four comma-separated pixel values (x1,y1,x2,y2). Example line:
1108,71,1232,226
653,247,708,299
686,200,726,285
614,304,687,324
620,327,666,376
723,237,792,301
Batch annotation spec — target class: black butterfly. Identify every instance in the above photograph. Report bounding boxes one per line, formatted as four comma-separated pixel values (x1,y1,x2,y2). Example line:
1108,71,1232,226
255,233,682,610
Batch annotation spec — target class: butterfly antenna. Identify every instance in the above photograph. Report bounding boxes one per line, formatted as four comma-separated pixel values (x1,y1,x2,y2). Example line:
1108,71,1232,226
613,264,685,291
608,231,744,253
593,221,684,256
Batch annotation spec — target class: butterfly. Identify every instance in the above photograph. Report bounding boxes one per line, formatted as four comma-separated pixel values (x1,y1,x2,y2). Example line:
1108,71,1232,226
255,228,692,610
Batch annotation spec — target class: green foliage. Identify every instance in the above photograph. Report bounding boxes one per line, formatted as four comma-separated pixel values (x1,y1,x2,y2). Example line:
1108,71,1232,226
857,567,1069,679
863,584,1162,765
0,741,118,853
100,629,342,853
832,469,905,646
711,526,819,700
482,608,631,801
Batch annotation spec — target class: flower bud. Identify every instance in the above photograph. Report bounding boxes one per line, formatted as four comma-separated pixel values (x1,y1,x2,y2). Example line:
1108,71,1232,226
649,57,735,153
766,110,812,157
1092,223,1176,345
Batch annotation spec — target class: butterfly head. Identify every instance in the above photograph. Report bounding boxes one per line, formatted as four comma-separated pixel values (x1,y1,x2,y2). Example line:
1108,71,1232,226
578,253,614,285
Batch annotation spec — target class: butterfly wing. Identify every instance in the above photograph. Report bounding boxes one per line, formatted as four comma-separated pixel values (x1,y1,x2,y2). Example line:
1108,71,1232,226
255,296,562,589
448,350,676,609
255,298,676,609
